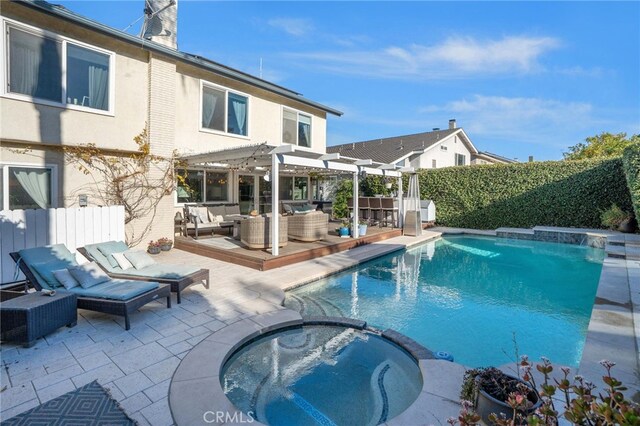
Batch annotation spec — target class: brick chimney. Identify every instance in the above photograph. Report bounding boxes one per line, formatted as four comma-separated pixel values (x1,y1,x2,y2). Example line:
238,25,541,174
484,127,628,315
449,119,457,129
142,0,178,49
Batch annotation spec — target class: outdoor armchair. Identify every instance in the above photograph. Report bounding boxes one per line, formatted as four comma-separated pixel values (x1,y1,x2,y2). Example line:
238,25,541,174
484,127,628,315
79,241,209,304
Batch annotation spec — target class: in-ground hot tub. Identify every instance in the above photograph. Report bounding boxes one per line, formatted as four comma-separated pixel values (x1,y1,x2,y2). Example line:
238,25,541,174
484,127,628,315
169,311,437,426
221,324,423,426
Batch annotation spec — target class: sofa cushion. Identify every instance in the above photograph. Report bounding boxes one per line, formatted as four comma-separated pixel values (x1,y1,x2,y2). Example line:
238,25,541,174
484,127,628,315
207,206,226,219
282,204,293,214
224,205,241,216
31,259,78,288
96,241,129,268
69,262,112,288
53,269,80,290
123,250,156,270
68,279,159,301
121,264,200,280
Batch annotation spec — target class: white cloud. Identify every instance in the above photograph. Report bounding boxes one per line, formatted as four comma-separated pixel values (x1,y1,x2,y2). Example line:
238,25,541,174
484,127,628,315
420,95,594,146
285,35,560,80
268,18,314,37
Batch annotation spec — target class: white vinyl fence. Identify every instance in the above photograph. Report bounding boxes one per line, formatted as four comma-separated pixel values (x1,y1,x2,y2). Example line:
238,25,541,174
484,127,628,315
0,206,125,284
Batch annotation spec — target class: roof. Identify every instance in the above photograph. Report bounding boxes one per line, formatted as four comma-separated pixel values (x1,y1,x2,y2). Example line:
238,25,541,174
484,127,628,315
13,0,342,117
327,128,467,164
474,151,517,163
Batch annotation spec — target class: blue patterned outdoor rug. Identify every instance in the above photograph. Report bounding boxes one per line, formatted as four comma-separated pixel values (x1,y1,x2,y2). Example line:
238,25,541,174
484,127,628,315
2,381,135,425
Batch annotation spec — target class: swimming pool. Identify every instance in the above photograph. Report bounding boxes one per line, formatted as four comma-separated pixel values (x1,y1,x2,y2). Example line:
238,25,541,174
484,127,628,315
285,235,604,367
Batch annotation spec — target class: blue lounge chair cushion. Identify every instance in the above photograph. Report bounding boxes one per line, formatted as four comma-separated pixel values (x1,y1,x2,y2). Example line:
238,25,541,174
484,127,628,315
31,259,78,288
121,264,200,280
68,279,159,301
83,241,125,273
69,262,112,288
18,244,78,290
96,241,129,269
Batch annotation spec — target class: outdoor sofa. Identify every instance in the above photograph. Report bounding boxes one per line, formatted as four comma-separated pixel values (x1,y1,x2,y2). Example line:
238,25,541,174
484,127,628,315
287,210,329,242
79,241,210,304
183,203,243,239
11,244,171,330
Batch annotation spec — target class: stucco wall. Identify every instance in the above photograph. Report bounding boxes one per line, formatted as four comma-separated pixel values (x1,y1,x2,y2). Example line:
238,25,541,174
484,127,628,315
0,4,149,152
174,63,328,155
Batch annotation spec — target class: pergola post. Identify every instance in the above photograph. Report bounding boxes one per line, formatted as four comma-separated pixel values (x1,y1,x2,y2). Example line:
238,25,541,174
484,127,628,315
352,171,359,238
271,153,280,255
397,174,404,228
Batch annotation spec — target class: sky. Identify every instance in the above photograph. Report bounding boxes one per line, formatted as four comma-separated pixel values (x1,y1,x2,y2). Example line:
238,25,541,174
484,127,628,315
56,1,640,161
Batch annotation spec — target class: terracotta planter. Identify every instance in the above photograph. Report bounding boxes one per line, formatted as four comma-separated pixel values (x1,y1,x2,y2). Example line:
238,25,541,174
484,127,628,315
148,247,161,255
475,375,541,424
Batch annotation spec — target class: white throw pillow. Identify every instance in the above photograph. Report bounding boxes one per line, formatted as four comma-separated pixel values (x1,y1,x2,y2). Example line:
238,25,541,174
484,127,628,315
196,207,210,224
52,269,80,290
112,252,134,270
214,215,225,223
123,250,156,270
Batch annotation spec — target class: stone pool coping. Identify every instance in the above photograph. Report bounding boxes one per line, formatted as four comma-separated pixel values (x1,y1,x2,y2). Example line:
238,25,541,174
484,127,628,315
168,310,466,425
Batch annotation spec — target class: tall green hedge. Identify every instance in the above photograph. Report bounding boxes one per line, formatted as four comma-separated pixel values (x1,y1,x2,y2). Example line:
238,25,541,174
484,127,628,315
416,158,632,229
622,143,640,224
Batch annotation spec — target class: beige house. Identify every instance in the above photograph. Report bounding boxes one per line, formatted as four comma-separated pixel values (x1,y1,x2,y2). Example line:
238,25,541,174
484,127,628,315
327,119,515,169
0,0,342,243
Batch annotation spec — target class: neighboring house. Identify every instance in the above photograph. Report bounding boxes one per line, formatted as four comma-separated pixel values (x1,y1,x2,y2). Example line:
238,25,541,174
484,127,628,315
327,119,514,169
471,151,517,165
0,0,341,241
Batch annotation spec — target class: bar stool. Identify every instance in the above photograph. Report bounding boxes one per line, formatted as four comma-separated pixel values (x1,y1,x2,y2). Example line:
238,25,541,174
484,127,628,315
381,197,398,228
358,197,370,221
368,197,383,226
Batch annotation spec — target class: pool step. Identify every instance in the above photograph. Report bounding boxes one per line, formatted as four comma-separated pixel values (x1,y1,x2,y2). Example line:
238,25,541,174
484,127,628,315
604,239,640,260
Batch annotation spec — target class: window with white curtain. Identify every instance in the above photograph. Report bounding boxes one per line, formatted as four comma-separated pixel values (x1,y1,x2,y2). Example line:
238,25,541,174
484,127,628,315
4,22,113,113
282,108,312,147
1,165,54,210
201,82,249,137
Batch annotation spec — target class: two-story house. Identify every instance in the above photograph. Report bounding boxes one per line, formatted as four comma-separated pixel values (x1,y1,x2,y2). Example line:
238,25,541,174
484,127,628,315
0,0,342,241
327,119,515,169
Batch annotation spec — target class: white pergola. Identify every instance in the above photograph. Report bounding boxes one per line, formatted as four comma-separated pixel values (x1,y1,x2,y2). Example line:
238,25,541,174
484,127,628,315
181,143,413,255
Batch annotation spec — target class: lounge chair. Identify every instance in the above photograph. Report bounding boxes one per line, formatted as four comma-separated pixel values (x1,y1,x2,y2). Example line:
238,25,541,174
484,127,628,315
79,241,209,304
11,244,171,330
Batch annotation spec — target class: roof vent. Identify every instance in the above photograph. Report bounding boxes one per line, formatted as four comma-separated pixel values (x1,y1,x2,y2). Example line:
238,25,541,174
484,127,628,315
432,128,440,131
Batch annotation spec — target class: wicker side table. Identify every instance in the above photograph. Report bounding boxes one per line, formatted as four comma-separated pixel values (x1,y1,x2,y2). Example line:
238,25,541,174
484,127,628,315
0,290,77,347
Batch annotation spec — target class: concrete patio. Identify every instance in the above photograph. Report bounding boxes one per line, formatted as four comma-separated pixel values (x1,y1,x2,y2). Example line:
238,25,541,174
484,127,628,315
0,231,442,425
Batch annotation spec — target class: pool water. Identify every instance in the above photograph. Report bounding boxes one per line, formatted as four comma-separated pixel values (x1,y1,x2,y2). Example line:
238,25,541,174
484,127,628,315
221,325,423,426
285,236,604,367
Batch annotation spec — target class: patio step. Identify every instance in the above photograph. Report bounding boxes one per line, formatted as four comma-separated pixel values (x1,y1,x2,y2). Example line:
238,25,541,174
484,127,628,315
605,244,626,259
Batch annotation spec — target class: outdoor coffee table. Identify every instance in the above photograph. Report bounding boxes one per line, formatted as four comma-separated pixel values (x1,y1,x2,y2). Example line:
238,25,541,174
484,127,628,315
0,290,77,347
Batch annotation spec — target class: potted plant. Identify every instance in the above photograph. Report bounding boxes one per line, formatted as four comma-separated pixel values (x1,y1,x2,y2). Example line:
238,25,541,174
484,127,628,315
339,219,350,237
460,367,540,424
601,204,636,233
147,240,162,254
358,219,368,236
157,237,173,251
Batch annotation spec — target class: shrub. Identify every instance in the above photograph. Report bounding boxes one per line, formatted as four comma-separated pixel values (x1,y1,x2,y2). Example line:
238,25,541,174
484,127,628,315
333,179,353,220
601,204,630,230
622,142,640,225
416,158,632,229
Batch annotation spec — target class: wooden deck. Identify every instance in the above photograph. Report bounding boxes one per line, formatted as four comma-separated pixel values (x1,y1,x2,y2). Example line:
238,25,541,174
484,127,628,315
175,226,403,271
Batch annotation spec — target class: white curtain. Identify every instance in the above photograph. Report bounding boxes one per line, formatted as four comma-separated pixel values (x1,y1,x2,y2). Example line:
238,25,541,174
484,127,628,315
88,65,108,110
300,123,310,146
202,91,218,128
13,169,50,209
231,97,247,135
10,43,40,95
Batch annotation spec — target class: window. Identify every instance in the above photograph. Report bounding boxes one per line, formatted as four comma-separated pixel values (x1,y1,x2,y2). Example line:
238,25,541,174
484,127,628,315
175,170,229,204
5,23,113,112
293,177,308,200
432,159,437,168
1,165,54,210
282,108,312,147
440,145,448,151
205,172,228,201
455,153,466,166
279,176,293,201
201,83,249,136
